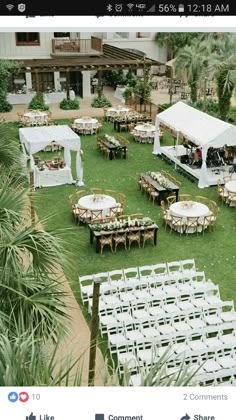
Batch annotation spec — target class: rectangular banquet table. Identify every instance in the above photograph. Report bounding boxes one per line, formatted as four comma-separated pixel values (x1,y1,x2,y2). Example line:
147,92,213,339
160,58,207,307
113,116,152,132
34,165,73,188
97,135,127,160
139,172,179,204
88,218,158,253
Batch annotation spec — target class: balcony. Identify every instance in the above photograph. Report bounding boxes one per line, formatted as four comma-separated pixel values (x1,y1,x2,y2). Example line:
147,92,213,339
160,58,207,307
51,37,103,56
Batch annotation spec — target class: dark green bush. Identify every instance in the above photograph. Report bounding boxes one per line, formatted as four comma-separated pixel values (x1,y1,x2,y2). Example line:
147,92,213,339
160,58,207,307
28,93,49,111
91,95,111,108
0,99,12,112
60,98,80,110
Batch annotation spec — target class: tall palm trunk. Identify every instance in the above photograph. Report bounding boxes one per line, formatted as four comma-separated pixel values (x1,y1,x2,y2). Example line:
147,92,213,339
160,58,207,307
217,70,234,120
189,81,198,103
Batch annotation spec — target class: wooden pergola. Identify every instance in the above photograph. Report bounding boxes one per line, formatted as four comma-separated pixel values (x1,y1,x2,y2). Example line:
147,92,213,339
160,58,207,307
13,44,162,98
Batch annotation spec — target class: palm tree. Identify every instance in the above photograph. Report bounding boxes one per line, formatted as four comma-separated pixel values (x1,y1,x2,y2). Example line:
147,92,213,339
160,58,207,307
207,34,236,120
155,32,201,60
175,40,208,103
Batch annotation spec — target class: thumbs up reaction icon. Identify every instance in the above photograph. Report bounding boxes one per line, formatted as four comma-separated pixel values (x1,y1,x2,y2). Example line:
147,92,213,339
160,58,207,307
26,413,36,420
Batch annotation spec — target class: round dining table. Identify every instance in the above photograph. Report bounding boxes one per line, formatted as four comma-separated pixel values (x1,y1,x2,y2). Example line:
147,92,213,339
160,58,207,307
23,111,48,124
74,117,98,127
225,180,236,193
106,106,130,118
169,201,210,233
134,124,155,135
78,194,117,217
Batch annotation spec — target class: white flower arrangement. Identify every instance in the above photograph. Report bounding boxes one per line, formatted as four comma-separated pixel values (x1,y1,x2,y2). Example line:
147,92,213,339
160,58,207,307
180,201,194,209
149,171,172,189
104,134,120,147
92,194,104,202
92,217,154,232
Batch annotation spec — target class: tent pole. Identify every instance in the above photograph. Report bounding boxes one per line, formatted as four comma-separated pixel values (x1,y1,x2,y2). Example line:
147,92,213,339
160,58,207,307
175,130,180,170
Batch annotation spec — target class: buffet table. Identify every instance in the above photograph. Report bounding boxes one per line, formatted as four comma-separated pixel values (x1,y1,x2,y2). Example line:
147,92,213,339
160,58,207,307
34,165,73,188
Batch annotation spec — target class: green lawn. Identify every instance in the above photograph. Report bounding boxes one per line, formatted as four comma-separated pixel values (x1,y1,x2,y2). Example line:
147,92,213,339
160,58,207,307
29,120,236,307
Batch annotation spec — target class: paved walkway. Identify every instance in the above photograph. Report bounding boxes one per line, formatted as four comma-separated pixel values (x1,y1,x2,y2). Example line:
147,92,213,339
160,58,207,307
1,86,124,122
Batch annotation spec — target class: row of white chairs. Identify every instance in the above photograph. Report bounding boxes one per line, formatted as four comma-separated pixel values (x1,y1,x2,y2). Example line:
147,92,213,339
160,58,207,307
116,338,236,376
115,324,236,377
79,259,197,304
93,281,219,319
105,304,236,353
86,270,208,309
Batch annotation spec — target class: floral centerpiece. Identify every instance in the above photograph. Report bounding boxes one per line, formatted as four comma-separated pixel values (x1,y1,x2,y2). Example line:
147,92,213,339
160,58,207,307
92,217,154,232
180,201,194,209
92,194,104,202
104,134,120,147
148,171,172,189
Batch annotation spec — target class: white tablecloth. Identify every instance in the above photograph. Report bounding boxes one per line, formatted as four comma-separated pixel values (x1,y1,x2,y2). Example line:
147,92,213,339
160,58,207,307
34,165,73,188
134,124,155,136
170,201,210,219
24,111,48,124
169,201,210,233
78,194,116,217
114,87,126,103
225,180,236,193
106,106,130,117
74,118,98,128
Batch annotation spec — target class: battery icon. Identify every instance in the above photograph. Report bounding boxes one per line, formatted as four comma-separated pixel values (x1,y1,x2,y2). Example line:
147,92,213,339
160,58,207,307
178,4,185,12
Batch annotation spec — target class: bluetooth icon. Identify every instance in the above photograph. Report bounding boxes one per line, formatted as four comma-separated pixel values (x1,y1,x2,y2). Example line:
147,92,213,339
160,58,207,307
107,4,112,11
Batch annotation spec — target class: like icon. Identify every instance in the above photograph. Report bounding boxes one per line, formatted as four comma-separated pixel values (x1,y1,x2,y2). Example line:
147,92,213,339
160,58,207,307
19,391,29,402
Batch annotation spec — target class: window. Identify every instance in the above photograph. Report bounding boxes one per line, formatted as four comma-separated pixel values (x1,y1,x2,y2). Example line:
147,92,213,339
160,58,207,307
16,33,40,45
32,72,54,92
54,32,70,38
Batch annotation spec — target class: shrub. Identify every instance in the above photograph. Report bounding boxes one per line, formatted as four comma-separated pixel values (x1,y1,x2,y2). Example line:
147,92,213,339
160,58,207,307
60,98,80,110
91,95,112,108
0,99,12,112
28,93,49,111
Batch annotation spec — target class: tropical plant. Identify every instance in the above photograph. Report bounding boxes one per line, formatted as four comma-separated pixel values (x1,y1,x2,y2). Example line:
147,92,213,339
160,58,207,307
28,93,49,110
91,95,111,108
0,59,20,112
60,98,80,110
0,330,84,386
175,40,208,103
102,70,126,88
155,32,201,60
0,120,22,170
133,66,152,103
207,34,236,120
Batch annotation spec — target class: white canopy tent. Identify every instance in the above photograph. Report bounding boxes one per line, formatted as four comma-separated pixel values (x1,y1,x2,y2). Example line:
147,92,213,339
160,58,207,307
19,125,84,186
153,101,236,188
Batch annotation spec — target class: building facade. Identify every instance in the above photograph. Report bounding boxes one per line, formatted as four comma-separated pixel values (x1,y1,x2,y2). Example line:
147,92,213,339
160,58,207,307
0,32,167,100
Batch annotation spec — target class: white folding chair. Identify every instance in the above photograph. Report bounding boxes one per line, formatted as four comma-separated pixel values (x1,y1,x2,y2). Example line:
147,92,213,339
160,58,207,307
78,274,94,304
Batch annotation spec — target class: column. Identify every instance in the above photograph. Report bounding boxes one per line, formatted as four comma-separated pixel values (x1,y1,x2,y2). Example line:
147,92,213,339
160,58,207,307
54,71,61,91
25,72,32,91
82,71,91,98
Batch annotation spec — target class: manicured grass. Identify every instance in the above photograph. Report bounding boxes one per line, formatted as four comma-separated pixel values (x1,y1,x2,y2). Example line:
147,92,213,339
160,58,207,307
32,120,236,303
15,119,236,353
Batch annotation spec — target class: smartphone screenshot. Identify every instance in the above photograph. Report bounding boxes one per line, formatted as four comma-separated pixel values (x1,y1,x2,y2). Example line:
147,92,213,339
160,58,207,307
0,2,235,419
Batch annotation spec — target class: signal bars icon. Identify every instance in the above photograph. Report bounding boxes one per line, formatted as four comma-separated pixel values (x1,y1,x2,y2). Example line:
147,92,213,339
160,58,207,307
6,4,14,10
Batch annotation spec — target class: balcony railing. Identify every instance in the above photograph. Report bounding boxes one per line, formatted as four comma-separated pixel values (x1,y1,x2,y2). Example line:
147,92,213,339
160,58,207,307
52,37,103,55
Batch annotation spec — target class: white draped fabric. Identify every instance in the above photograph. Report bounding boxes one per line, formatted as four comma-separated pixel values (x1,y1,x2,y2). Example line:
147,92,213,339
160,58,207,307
198,146,209,189
76,152,84,186
153,119,161,155
19,125,83,186
64,147,71,169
